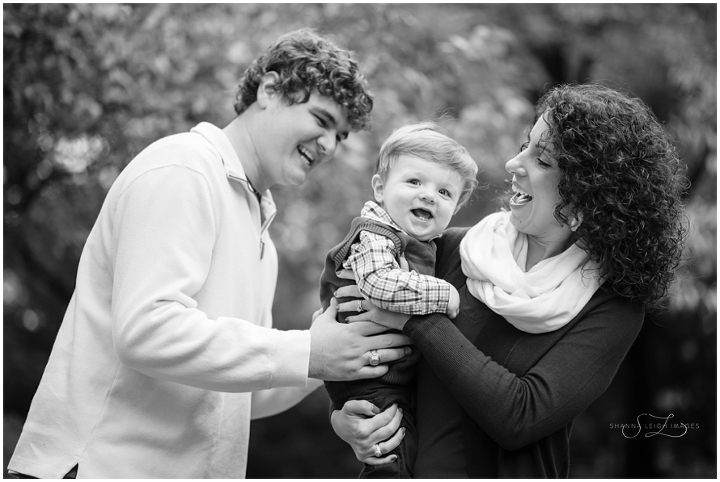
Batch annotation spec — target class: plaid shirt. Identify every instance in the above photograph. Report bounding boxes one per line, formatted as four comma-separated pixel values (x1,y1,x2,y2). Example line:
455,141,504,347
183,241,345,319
342,201,451,315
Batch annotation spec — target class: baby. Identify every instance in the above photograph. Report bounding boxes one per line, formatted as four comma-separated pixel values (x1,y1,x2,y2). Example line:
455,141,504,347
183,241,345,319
319,121,478,478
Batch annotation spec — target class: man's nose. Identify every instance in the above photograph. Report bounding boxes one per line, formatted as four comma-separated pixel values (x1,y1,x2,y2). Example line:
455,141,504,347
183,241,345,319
317,131,338,159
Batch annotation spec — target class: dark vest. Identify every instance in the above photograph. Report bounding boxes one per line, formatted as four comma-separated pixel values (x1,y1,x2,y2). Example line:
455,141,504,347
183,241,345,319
319,216,438,319
318,216,436,383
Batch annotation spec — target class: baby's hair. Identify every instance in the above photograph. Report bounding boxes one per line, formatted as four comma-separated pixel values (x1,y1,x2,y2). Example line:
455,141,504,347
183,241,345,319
376,121,478,208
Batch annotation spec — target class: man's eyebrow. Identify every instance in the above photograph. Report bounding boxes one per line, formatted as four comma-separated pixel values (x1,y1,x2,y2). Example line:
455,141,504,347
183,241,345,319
313,107,349,139
313,107,336,124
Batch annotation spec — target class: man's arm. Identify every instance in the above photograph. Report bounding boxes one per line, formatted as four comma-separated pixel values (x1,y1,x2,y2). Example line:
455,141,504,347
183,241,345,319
111,165,314,392
111,167,413,390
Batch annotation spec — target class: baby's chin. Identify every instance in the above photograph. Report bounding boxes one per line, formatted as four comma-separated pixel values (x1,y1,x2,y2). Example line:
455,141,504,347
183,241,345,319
413,229,444,242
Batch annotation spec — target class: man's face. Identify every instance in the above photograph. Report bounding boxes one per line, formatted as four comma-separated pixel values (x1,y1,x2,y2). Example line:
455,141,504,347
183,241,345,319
255,91,351,188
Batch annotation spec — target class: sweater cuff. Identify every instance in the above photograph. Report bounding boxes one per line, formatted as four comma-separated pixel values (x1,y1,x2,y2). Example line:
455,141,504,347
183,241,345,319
403,312,444,339
270,329,313,388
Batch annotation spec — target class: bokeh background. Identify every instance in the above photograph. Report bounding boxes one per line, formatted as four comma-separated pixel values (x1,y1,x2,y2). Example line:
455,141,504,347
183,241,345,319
3,3,716,478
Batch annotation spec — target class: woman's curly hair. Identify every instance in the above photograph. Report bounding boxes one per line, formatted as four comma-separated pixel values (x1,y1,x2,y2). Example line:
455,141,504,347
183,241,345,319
529,83,689,309
233,28,374,131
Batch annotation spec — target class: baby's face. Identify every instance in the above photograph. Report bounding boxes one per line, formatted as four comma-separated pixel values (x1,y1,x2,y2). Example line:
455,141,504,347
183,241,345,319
372,154,465,241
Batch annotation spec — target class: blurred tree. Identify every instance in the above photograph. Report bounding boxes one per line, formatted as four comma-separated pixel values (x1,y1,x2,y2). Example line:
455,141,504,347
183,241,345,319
3,3,715,478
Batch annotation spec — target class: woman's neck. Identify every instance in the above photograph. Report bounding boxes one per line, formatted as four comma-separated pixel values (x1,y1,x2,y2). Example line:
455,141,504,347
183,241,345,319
525,235,574,271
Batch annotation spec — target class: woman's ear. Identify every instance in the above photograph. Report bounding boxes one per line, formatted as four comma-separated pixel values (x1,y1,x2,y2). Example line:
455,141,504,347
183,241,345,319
370,174,385,205
256,72,281,109
570,212,584,231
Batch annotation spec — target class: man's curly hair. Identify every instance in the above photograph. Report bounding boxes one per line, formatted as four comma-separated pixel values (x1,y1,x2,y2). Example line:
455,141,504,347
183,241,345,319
233,29,374,131
511,83,689,309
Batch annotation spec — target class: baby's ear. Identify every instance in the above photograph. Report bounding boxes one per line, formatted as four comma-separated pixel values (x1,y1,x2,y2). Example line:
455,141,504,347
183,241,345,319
370,174,385,204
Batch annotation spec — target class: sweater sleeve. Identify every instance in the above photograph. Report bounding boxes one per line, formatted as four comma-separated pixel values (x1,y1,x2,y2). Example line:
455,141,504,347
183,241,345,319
346,231,451,315
110,165,312,392
404,288,644,451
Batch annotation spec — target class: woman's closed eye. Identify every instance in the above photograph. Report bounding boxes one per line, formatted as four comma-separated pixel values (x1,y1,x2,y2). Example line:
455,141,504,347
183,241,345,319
536,158,552,168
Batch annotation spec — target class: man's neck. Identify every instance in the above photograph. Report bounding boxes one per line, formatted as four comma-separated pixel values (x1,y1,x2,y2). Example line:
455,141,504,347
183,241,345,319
222,114,266,193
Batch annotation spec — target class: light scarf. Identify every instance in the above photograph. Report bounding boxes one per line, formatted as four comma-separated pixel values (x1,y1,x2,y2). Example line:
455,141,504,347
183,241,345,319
459,211,603,334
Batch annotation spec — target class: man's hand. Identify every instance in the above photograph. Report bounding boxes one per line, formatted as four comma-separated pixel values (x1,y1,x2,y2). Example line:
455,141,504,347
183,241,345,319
308,299,412,381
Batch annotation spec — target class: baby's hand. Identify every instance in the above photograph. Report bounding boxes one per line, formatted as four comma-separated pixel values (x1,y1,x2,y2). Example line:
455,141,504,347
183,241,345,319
446,285,460,319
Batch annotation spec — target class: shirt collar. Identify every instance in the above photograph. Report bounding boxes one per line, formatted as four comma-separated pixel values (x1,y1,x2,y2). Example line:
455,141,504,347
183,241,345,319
191,122,246,180
191,122,276,228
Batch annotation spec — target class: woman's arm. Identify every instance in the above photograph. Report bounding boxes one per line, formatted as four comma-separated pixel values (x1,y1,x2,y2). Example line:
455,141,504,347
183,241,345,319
404,295,644,450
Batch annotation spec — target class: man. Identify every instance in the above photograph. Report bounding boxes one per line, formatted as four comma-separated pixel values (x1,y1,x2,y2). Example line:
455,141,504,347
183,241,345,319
8,29,411,478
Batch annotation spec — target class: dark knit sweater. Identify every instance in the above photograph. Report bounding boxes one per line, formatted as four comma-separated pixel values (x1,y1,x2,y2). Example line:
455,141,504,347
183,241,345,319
405,227,645,478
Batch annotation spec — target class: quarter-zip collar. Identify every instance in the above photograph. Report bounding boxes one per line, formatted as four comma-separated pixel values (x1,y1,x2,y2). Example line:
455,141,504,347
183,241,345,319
191,122,277,253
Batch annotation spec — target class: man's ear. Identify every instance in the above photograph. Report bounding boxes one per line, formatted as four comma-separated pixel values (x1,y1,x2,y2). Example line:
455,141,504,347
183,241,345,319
256,72,281,109
370,174,385,205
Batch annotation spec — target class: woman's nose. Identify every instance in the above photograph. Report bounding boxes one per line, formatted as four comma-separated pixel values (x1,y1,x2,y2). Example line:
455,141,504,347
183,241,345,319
505,154,527,176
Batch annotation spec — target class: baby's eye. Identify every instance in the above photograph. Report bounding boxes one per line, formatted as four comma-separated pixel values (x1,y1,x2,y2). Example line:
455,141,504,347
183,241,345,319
407,179,421,185
439,188,452,197
519,141,529,153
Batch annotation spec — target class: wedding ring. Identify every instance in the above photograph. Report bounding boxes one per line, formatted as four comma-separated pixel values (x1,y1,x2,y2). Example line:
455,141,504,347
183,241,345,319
356,300,364,312
373,444,382,457
369,349,380,366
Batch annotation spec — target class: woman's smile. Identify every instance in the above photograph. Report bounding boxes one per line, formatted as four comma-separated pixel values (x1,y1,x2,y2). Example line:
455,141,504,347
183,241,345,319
510,184,533,206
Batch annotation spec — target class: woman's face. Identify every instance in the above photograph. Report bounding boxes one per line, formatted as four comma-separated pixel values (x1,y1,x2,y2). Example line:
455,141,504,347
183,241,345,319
505,115,573,246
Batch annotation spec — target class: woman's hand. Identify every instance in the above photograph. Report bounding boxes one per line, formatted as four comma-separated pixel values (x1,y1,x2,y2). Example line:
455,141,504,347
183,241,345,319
335,269,412,331
331,400,406,465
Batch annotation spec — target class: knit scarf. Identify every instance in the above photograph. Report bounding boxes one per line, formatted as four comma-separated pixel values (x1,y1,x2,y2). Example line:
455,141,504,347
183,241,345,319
459,211,603,334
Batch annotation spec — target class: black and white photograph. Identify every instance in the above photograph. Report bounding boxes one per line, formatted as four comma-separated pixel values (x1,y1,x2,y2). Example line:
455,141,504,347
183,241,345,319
3,3,716,478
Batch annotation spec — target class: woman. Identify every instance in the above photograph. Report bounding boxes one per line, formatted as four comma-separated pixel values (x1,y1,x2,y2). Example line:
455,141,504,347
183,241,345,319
330,83,688,477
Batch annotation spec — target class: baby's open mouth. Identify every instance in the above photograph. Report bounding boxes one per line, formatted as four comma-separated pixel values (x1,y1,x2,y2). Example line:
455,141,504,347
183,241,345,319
412,208,433,221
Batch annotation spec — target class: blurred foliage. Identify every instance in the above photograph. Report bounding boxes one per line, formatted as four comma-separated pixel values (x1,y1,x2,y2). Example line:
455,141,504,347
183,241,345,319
3,3,716,478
